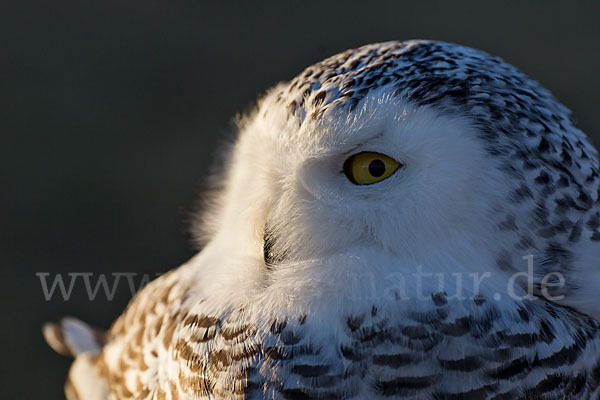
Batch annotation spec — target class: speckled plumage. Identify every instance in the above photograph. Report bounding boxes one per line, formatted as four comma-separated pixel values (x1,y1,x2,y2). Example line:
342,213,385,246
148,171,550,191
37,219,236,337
46,41,600,399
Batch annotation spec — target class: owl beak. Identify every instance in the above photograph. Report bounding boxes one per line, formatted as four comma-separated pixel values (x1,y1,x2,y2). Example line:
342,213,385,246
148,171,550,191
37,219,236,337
263,225,287,267
263,225,277,267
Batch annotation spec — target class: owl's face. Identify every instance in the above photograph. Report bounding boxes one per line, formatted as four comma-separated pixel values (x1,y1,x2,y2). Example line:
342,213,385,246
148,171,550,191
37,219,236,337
208,90,513,298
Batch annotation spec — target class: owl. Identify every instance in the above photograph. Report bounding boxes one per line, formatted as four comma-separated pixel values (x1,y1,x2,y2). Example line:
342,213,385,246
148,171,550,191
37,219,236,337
45,40,600,399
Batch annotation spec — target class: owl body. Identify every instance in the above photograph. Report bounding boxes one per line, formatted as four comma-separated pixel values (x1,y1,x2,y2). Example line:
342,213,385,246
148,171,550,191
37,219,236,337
90,254,600,400
46,41,600,399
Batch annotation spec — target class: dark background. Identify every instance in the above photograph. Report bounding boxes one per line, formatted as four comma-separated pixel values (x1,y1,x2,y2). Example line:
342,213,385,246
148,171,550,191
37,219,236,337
2,1,599,398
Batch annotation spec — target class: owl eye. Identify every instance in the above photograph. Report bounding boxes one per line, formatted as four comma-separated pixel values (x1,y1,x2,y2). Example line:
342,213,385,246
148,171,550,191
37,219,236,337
343,152,401,185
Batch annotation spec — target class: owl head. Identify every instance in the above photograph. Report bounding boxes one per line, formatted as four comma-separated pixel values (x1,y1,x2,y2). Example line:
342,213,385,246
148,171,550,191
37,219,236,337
194,41,600,319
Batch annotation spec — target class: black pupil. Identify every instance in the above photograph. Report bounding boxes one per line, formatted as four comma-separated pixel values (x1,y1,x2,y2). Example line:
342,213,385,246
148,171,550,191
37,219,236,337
368,159,386,177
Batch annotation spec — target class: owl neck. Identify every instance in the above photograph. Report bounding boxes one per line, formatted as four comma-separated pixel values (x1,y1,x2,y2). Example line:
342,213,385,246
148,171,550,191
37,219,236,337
193,236,530,318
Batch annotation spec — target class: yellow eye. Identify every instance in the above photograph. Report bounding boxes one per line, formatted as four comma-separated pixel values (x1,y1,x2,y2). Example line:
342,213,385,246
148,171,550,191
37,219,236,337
343,152,401,185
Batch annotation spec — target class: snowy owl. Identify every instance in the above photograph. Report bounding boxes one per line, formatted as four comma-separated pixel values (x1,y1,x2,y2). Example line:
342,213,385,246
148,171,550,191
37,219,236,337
45,40,600,399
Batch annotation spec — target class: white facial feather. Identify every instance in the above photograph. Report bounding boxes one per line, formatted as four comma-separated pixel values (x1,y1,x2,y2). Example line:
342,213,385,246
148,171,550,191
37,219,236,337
195,91,540,312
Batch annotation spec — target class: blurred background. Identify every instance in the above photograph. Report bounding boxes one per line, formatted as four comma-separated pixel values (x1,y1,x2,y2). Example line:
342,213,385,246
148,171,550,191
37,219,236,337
2,1,599,398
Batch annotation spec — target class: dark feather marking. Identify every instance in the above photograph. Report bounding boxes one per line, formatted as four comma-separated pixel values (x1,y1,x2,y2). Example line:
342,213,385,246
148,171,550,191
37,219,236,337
431,291,448,306
486,356,530,380
438,356,483,372
291,364,330,377
440,317,471,336
374,374,437,396
372,353,415,368
184,314,220,329
401,325,431,340
346,314,365,332
534,342,582,368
